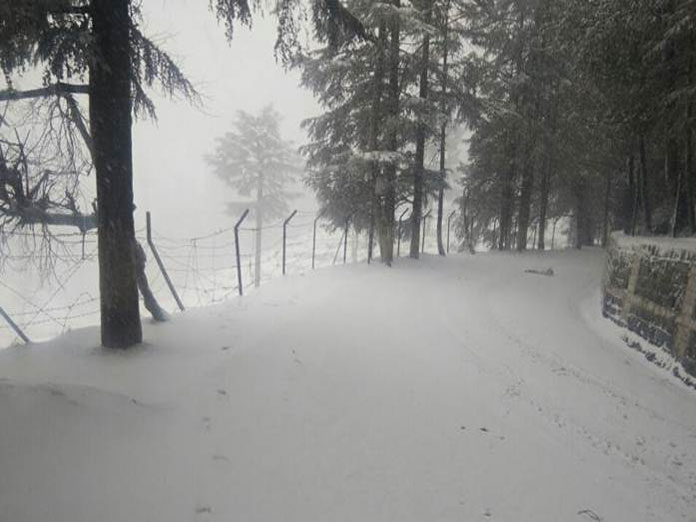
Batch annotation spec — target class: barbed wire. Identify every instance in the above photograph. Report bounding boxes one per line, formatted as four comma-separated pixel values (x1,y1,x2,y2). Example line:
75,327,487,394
1,214,379,344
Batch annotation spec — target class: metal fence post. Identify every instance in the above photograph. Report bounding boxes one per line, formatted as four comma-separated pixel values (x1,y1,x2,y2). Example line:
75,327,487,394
283,210,298,275
0,305,30,344
447,210,456,253
397,208,409,257
421,210,432,253
343,216,350,264
146,211,185,311
234,209,250,296
368,207,375,265
312,213,322,269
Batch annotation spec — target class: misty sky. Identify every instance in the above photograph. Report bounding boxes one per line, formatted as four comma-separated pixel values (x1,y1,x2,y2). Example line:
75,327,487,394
133,1,319,237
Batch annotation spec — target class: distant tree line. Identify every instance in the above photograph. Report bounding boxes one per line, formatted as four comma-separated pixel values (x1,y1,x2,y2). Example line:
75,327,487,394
279,0,695,255
461,0,696,250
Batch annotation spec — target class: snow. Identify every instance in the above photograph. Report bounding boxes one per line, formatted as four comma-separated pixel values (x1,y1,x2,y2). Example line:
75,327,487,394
613,231,696,255
353,150,408,165
1,249,696,522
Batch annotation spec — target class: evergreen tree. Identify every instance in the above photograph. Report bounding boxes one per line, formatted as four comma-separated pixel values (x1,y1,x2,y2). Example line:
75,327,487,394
206,105,298,287
295,0,474,263
298,2,417,263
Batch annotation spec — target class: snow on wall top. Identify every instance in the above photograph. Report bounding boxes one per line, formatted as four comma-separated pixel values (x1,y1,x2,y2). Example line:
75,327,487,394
611,231,696,261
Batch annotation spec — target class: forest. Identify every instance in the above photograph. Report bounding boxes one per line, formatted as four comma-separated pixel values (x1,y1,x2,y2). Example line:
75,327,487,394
0,0,695,348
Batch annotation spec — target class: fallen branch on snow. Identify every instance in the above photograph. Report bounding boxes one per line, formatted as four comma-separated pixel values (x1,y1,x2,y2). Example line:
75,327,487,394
524,268,554,277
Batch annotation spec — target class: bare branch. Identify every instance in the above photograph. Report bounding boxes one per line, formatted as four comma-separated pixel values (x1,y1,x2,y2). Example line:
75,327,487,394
63,94,94,161
0,83,89,102
2,203,96,231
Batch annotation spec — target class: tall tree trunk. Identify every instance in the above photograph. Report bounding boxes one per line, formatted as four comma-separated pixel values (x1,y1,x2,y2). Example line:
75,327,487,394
602,170,611,247
687,121,695,234
369,22,386,265
687,47,695,234
516,157,534,251
537,153,550,250
410,0,431,259
90,0,142,348
638,133,652,233
461,188,469,249
499,135,516,250
531,220,537,248
537,76,557,251
436,161,446,255
500,1,526,251
666,127,687,235
351,227,359,263
254,176,263,287
436,0,451,257
573,177,588,249
368,179,376,264
663,0,680,227
670,159,684,238
379,0,400,265
628,151,638,235
516,3,545,252
133,240,167,322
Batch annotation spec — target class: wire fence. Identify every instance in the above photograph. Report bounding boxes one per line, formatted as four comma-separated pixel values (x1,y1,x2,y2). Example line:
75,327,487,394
1,208,453,348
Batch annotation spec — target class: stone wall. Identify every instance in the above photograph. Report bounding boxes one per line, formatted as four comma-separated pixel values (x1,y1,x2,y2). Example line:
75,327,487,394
602,233,696,377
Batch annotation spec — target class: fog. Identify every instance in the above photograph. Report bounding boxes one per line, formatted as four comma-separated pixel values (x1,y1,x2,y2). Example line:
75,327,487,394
133,0,320,238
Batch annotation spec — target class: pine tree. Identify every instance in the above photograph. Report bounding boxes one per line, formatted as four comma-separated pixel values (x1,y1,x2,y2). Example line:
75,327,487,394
296,1,474,263
206,105,298,287
297,2,416,261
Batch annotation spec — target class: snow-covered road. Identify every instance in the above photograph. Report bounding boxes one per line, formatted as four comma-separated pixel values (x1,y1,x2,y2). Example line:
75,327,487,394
1,249,695,522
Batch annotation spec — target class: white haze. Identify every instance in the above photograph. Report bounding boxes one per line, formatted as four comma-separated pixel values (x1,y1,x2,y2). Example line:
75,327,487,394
133,0,320,237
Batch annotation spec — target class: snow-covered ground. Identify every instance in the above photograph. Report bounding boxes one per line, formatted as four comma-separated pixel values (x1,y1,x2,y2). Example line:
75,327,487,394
1,249,695,522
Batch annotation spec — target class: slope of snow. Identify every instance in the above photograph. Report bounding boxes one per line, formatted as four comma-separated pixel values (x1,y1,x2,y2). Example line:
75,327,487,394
1,249,695,522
